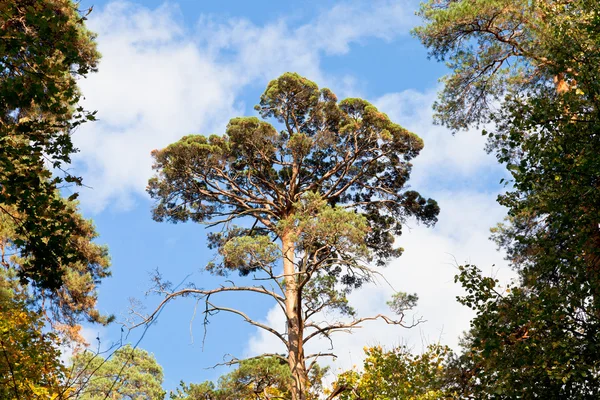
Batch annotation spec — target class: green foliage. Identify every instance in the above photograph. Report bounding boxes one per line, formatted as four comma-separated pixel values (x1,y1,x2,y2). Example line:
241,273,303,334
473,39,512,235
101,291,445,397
414,0,549,131
0,0,111,341
219,234,280,277
281,192,371,260
0,200,113,342
0,273,68,400
148,72,438,271
170,357,293,400
218,357,293,399
171,357,328,400
387,292,419,315
0,0,101,290
71,345,165,400
147,72,438,399
416,0,600,397
447,265,600,398
331,344,451,400
171,381,218,400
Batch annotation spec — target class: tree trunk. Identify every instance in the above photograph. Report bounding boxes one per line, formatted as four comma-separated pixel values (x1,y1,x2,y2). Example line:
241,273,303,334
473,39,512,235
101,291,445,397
282,231,308,400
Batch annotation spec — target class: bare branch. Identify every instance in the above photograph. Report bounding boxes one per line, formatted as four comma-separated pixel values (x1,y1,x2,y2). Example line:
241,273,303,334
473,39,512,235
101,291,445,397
303,313,416,344
205,301,289,348
207,353,288,369
128,285,286,330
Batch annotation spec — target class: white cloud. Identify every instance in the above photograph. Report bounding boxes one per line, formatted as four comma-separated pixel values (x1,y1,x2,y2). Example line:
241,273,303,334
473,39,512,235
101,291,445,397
197,0,415,74
74,2,239,211
302,2,416,55
375,89,499,186
73,1,417,212
59,325,107,365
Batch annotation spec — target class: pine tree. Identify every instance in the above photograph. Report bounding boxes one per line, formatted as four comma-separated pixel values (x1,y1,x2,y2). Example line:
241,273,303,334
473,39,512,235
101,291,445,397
140,73,439,399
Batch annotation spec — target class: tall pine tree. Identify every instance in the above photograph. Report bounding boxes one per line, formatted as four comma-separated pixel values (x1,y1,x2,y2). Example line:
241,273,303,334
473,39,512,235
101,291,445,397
141,73,439,400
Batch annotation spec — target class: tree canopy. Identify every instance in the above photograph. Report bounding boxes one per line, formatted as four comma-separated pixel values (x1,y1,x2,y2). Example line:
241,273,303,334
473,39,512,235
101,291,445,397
0,274,67,400
0,0,100,290
143,72,439,400
416,0,600,396
331,344,451,400
70,344,165,400
171,356,329,400
171,357,293,400
1,201,113,343
0,2,116,397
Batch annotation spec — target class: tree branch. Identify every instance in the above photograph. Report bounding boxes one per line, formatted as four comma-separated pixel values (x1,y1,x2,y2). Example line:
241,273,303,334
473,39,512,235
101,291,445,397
303,313,415,344
205,301,289,348
129,285,286,330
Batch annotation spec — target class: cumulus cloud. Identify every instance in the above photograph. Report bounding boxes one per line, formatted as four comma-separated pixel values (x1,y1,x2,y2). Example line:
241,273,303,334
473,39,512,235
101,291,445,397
74,2,239,211
73,0,417,211
375,89,500,188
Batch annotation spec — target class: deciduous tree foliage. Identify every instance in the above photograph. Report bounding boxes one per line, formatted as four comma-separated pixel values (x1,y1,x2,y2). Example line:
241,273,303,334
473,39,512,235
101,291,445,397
330,344,450,400
0,0,100,290
144,72,439,399
444,265,600,398
0,272,68,400
416,0,600,397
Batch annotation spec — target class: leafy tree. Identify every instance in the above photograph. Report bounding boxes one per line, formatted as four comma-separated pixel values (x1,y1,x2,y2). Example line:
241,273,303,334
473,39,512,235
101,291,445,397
330,344,451,400
141,72,439,399
0,271,68,400
217,357,293,399
0,0,101,290
0,200,113,343
416,0,600,397
69,344,165,400
441,264,600,399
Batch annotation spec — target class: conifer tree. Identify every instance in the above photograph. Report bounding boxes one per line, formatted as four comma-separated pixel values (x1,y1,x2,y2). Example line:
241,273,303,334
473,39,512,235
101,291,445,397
70,345,165,400
142,73,438,400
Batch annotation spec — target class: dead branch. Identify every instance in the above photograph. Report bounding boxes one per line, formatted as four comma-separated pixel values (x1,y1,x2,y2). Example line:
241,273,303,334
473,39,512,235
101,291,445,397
303,313,415,345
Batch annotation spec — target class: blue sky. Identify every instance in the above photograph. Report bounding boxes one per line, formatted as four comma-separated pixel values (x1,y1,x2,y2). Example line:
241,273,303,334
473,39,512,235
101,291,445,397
69,0,512,393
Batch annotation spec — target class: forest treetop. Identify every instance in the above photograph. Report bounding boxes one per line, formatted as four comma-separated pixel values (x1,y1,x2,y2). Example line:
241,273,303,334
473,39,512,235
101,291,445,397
145,72,439,400
1,0,101,290
149,72,439,270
